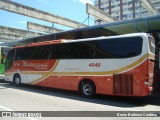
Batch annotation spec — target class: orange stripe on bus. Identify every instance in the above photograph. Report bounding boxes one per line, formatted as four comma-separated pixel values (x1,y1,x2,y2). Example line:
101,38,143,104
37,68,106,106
5,53,154,85
29,53,150,84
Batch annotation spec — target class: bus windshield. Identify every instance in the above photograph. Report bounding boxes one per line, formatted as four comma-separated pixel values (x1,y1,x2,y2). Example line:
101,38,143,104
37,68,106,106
5,49,14,70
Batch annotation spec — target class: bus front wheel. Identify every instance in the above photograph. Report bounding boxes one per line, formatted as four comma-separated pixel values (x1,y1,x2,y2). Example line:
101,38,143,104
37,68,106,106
79,80,96,98
13,74,21,86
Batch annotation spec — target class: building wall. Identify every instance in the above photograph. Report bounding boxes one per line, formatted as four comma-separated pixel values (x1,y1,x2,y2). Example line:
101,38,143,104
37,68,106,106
94,0,160,24
152,0,160,12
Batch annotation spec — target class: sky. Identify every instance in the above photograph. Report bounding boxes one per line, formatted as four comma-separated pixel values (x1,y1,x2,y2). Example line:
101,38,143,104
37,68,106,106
0,0,95,31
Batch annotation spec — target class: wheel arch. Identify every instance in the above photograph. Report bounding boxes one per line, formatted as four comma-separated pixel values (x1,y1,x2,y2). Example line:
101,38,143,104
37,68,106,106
13,73,21,82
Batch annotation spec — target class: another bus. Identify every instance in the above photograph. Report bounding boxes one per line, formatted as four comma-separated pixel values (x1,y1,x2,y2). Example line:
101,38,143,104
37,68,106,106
0,46,10,79
4,33,155,97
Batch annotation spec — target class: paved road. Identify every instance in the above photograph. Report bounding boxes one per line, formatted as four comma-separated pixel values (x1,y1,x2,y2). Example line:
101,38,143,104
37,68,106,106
0,80,160,120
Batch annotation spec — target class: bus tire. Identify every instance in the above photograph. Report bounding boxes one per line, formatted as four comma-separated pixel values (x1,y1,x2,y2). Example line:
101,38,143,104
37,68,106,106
13,74,21,86
79,80,96,98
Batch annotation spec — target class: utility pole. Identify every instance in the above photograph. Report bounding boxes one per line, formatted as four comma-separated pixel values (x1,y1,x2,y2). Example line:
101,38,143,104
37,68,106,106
140,0,142,20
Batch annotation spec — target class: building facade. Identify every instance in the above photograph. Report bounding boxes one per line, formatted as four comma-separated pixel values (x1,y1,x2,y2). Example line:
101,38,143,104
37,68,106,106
152,0,160,12
94,0,160,24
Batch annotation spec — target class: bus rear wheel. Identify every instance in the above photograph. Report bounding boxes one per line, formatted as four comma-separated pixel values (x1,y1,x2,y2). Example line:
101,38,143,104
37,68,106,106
14,74,21,86
80,80,96,98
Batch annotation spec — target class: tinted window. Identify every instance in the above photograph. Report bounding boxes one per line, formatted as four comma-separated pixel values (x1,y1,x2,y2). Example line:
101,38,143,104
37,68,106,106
92,36,143,58
15,45,53,60
14,36,143,60
49,44,70,59
69,42,93,59
15,48,30,60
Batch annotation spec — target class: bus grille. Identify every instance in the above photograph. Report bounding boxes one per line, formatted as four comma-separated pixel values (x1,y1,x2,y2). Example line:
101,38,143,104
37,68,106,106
113,74,133,95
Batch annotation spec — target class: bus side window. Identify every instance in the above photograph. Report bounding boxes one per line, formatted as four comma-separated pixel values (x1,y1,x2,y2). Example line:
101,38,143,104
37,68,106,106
47,51,52,59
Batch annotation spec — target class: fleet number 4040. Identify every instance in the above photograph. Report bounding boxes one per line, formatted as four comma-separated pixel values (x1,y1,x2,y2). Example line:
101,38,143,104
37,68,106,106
89,63,101,67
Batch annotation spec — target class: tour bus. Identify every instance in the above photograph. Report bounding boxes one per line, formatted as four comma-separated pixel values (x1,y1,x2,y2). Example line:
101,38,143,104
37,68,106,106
4,33,155,97
0,46,10,79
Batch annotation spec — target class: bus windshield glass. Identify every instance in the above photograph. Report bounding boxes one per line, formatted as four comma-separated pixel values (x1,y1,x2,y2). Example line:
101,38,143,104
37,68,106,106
5,49,15,70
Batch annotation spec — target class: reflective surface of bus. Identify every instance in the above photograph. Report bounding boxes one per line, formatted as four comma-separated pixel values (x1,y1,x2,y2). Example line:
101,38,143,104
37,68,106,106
5,33,155,97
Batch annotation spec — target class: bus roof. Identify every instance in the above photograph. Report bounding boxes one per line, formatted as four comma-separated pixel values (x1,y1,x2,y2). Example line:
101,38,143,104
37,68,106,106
13,33,150,49
63,33,152,43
